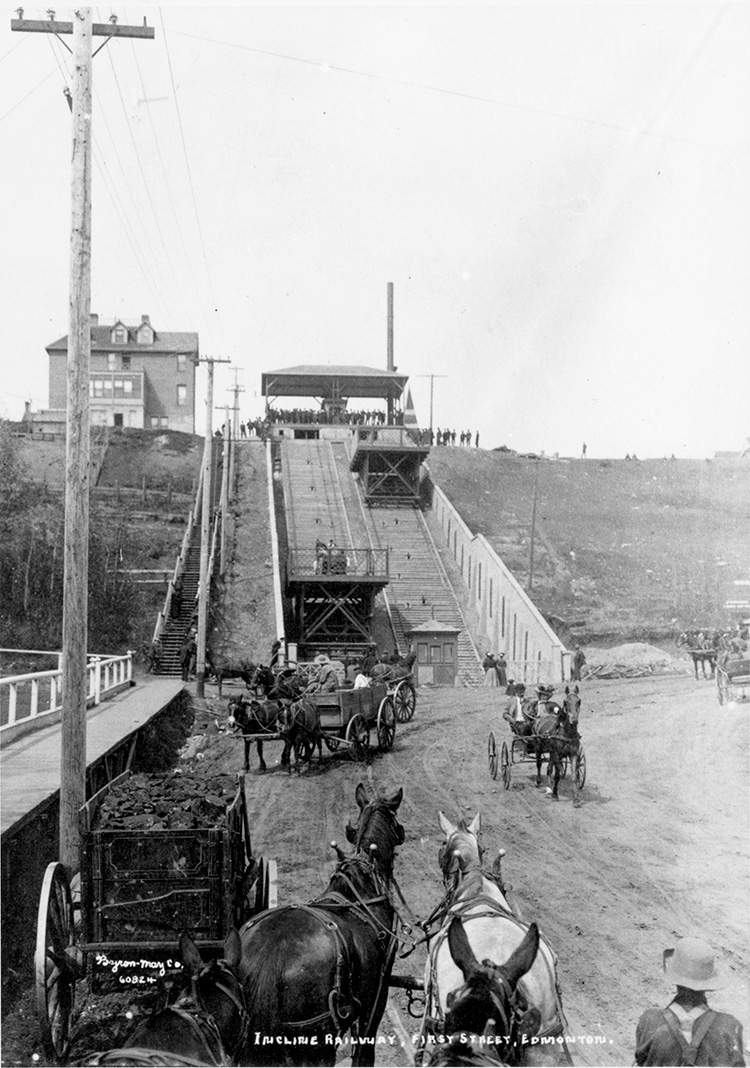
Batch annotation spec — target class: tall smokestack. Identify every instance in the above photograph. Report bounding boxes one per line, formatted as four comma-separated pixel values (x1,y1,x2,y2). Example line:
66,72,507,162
387,282,394,424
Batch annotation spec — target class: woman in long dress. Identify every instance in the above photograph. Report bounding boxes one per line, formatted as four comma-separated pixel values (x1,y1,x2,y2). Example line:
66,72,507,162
483,652,499,687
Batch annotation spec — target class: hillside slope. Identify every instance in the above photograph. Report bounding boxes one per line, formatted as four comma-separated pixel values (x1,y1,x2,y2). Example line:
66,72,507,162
425,450,749,642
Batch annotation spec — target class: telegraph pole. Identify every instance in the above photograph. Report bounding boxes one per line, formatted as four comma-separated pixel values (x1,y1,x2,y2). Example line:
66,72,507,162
417,374,448,434
386,283,395,425
227,368,245,440
196,356,229,697
527,459,540,592
12,9,154,873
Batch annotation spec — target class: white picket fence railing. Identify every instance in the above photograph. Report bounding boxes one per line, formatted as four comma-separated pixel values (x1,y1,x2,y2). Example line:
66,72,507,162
0,652,133,737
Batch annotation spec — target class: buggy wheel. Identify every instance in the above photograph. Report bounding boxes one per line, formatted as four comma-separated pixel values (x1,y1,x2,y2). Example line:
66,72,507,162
323,735,341,752
575,745,587,788
394,680,416,722
487,732,498,779
377,695,396,751
501,741,511,790
254,858,278,912
36,862,77,1064
345,714,370,761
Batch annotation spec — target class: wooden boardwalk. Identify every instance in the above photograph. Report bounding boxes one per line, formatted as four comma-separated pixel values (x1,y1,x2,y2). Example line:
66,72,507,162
0,677,184,838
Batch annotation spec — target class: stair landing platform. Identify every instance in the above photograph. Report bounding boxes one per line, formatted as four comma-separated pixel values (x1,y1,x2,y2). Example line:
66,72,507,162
1,678,185,839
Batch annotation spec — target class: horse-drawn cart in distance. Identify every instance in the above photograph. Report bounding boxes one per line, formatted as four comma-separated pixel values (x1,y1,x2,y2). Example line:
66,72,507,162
35,771,276,1064
312,680,397,760
716,654,750,705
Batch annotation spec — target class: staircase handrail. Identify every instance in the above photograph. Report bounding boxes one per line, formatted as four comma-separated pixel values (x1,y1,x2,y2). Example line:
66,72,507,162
151,461,204,648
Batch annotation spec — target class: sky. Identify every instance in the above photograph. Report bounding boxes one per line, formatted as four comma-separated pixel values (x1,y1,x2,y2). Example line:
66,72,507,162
2,2,749,459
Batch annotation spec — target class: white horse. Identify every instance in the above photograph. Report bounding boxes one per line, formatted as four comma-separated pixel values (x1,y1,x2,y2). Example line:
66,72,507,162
419,813,573,1067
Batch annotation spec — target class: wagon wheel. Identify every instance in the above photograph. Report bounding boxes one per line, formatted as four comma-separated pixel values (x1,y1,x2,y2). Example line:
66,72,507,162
345,714,370,761
393,680,416,722
376,695,396,751
575,745,587,789
323,735,341,752
36,862,78,1064
254,857,278,912
487,732,498,779
501,741,511,790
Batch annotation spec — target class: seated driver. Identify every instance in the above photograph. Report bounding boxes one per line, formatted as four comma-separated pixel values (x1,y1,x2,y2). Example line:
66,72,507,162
503,682,530,736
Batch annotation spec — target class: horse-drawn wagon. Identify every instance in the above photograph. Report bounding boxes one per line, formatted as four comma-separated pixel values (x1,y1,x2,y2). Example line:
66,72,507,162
716,654,750,704
488,687,586,797
312,680,397,760
34,771,276,1063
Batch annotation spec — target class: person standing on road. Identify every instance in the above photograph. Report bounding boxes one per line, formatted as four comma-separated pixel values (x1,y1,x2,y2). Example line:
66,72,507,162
495,653,508,688
483,652,499,687
634,936,745,1066
571,644,586,681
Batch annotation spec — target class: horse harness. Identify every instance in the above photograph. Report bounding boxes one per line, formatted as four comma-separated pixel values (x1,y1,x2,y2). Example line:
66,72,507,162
87,961,250,1068
240,857,398,1040
422,891,571,1064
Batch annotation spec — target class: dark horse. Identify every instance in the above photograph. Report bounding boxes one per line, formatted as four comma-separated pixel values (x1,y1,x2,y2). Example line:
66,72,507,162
427,917,540,1067
85,931,248,1066
236,783,406,1066
533,693,581,801
227,693,289,773
278,696,324,773
208,654,258,698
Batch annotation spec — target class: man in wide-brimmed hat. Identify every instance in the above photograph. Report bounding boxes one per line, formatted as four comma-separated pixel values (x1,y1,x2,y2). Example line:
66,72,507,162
634,936,744,1065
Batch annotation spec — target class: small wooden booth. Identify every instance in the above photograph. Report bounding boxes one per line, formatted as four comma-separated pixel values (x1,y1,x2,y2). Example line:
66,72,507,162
405,620,460,687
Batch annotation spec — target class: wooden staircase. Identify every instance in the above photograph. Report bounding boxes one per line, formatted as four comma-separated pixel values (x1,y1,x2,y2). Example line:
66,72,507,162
154,540,201,676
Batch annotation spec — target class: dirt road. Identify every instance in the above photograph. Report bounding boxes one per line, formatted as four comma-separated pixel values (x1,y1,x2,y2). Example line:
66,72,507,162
4,672,747,1067
236,673,748,1067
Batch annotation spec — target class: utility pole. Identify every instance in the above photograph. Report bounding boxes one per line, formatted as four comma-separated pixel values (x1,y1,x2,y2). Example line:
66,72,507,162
227,368,245,440
196,356,229,697
417,374,448,434
527,459,540,592
219,405,230,577
12,9,154,874
386,283,395,425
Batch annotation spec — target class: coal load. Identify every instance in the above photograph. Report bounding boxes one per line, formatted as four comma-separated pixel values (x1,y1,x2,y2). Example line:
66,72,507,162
95,771,238,831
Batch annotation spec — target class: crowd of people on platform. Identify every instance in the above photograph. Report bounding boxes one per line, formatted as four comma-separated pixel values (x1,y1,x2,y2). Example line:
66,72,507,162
433,427,480,447
264,406,399,426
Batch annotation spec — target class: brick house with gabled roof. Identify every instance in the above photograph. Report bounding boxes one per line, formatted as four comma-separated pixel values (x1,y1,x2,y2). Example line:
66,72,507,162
43,313,199,432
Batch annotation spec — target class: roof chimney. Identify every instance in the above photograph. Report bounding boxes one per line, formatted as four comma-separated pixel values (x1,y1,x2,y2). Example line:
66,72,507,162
90,313,99,325
141,314,150,325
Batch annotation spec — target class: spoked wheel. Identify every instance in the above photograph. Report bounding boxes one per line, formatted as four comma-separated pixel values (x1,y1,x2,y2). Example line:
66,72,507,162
36,862,78,1064
501,741,511,790
254,857,279,912
393,680,416,722
323,735,340,752
487,732,498,779
345,714,370,762
376,695,396,751
575,744,587,789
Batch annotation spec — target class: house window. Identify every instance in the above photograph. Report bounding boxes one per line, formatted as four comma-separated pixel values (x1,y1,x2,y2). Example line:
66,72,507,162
177,354,187,371
122,356,131,370
417,643,428,663
138,325,154,344
160,417,169,427
107,353,116,370
150,417,159,428
177,385,187,406
444,643,454,662
113,326,126,344
123,379,133,394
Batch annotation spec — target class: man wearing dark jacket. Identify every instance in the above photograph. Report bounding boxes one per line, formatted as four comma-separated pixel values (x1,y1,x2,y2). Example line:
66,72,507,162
634,936,744,1066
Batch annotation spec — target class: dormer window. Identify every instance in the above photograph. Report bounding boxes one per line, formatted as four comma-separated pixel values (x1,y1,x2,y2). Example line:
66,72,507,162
137,323,154,345
111,325,127,344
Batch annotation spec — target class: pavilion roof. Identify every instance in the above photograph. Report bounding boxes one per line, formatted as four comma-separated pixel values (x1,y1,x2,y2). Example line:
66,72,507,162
261,364,408,401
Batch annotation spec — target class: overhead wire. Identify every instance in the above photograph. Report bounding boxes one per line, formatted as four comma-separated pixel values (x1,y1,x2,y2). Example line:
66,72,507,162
104,42,192,323
125,16,204,315
173,28,699,146
159,8,229,359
